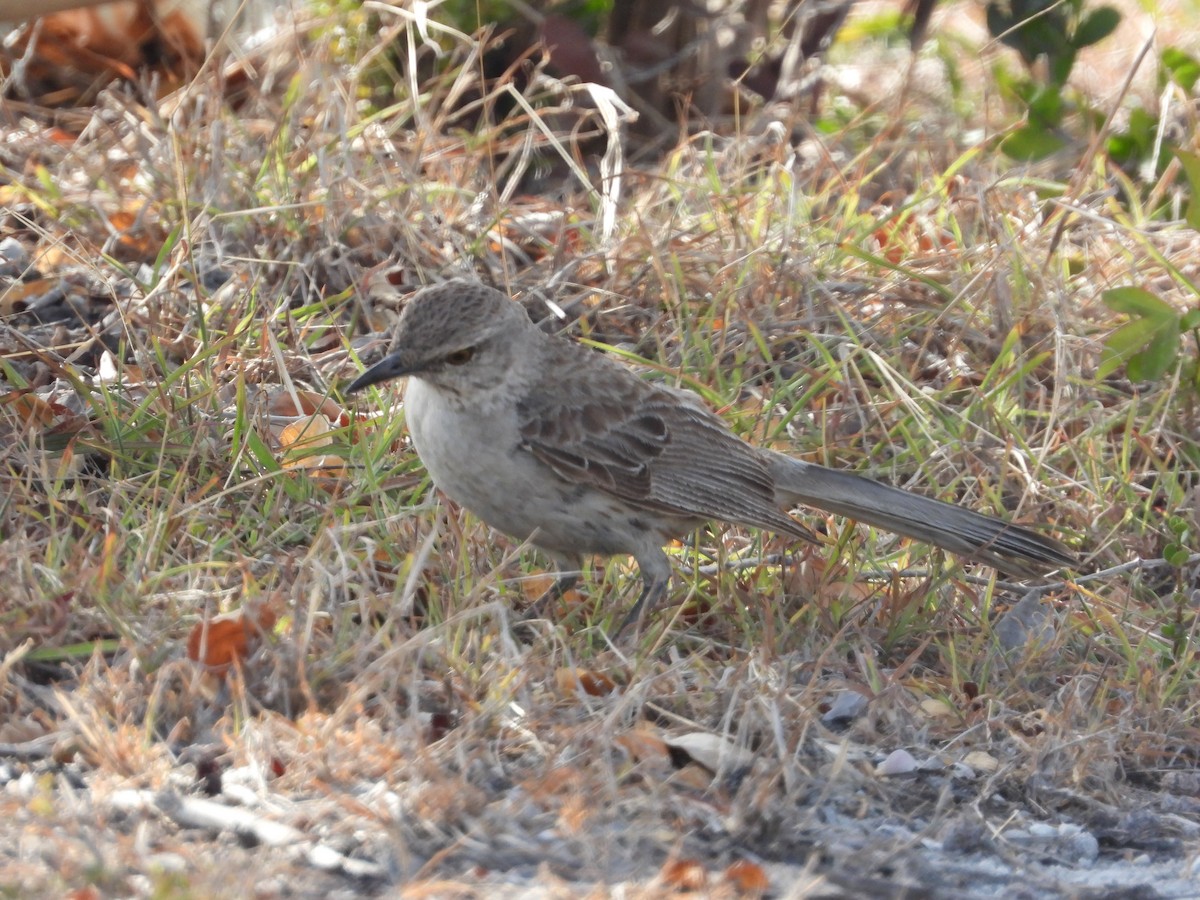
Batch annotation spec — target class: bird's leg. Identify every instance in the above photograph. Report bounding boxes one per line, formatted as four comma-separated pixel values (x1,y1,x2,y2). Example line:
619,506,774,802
611,551,673,640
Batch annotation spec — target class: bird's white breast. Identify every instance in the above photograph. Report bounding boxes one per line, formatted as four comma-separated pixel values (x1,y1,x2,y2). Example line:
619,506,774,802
403,376,668,559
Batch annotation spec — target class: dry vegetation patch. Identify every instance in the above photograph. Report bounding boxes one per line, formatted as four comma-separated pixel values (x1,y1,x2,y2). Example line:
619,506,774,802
2,2,1200,896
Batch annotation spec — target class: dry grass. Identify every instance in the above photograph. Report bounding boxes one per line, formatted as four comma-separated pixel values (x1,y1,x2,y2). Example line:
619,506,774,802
2,2,1200,896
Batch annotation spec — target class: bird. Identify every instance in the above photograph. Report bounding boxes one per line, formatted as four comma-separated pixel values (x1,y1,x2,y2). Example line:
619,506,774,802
347,278,1075,633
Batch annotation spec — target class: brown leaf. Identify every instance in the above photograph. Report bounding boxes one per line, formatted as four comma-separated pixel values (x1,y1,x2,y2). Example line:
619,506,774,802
2,391,69,428
270,391,350,482
279,414,332,453
519,572,584,608
106,206,165,258
186,604,279,674
0,277,61,314
614,728,671,765
724,858,769,894
554,667,616,697
660,858,707,890
4,2,206,105
672,762,719,792
782,549,877,610
267,389,347,425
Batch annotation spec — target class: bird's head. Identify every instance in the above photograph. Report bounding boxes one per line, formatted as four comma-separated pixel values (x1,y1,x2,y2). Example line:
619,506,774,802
347,278,532,394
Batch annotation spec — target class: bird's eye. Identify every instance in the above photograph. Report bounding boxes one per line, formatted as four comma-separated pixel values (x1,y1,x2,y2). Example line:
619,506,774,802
445,347,476,365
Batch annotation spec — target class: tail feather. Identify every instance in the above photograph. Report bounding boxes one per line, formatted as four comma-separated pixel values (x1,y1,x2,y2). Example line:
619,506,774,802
767,454,1076,577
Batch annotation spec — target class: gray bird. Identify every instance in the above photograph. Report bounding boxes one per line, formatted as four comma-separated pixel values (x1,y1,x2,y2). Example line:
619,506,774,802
348,279,1075,632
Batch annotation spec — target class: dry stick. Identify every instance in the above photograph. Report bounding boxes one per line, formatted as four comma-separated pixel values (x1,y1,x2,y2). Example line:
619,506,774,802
108,790,387,879
0,734,60,760
1042,30,1157,265
1070,552,1200,584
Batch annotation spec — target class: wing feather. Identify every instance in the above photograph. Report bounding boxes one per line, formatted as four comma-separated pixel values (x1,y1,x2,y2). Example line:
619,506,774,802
517,344,816,543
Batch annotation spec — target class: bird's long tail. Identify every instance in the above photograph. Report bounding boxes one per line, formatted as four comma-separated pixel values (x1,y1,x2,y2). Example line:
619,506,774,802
767,454,1076,577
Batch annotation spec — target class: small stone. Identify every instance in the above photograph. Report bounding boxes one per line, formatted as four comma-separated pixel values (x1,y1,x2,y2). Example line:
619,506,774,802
875,749,918,776
0,236,27,270
822,690,869,727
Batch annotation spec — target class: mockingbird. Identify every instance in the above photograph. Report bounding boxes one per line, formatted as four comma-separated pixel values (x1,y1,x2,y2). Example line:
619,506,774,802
348,278,1075,632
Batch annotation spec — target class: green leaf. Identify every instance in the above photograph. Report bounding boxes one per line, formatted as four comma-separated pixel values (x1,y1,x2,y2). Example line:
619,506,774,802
1126,319,1180,381
27,640,122,662
1098,316,1159,379
1107,110,1158,168
1174,150,1200,230
1049,47,1077,87
1027,86,1064,124
1106,133,1138,165
1001,126,1067,160
1073,7,1121,49
245,429,283,473
1180,309,1200,331
1099,287,1183,381
1102,286,1178,319
1162,47,1200,92
1027,20,1072,63
989,3,1070,67
1165,544,1191,568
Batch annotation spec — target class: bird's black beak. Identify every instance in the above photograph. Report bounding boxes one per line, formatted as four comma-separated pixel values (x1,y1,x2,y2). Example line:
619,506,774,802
346,352,414,393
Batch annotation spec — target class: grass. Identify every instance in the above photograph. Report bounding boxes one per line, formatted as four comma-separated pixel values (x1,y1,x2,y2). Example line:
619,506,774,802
2,2,1200,895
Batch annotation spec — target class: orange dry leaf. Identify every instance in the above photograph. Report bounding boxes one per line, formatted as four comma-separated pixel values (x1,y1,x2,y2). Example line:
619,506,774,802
614,728,671,765
268,389,348,426
279,414,332,453
268,389,351,480
107,207,165,258
186,605,279,674
873,216,957,265
724,859,769,894
918,229,956,253
660,858,707,890
874,225,907,265
0,277,62,314
29,242,74,272
279,416,346,480
554,667,617,697
519,572,584,612
2,391,62,427
672,761,723,792
529,767,582,797
3,2,206,105
558,792,590,836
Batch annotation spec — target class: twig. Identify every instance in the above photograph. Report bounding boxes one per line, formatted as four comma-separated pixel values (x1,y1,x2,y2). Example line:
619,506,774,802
1071,554,1200,585
109,790,388,879
0,734,60,760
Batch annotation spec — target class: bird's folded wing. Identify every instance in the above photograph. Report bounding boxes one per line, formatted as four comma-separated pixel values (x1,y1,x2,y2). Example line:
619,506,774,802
516,371,817,542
